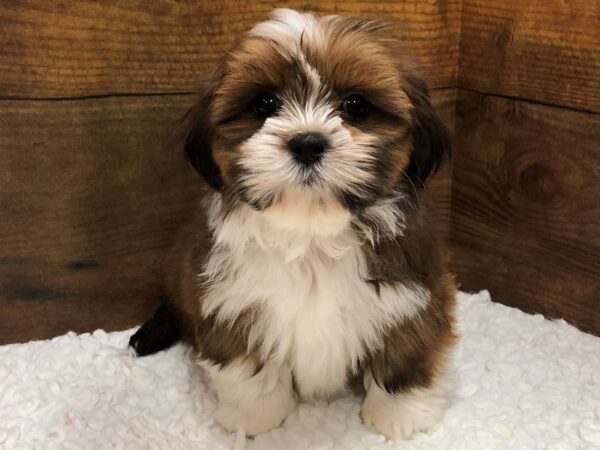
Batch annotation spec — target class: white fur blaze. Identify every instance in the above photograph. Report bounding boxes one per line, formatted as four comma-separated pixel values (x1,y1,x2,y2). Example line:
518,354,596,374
200,194,429,400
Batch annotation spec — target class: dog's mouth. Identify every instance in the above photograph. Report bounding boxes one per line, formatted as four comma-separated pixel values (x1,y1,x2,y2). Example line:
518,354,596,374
295,163,324,188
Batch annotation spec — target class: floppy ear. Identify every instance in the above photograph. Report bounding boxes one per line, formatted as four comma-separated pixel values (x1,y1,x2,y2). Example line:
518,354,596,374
180,74,224,191
403,73,452,187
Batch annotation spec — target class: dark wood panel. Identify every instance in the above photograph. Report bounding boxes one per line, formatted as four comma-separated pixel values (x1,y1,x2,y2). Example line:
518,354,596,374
450,89,600,335
0,94,200,343
459,0,600,113
0,0,461,98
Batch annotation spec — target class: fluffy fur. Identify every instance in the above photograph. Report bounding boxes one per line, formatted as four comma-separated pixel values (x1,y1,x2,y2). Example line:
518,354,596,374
130,8,457,440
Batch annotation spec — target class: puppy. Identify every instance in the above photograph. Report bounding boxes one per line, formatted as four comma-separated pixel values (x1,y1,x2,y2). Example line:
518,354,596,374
130,8,457,440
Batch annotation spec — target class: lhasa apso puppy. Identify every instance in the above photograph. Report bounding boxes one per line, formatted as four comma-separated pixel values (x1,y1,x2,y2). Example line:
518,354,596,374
130,8,457,440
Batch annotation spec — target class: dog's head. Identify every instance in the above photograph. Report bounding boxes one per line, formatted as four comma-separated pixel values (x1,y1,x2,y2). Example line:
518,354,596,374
183,9,450,230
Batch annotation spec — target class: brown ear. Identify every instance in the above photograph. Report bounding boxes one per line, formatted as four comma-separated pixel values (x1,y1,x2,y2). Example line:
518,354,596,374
403,72,452,187
180,72,224,191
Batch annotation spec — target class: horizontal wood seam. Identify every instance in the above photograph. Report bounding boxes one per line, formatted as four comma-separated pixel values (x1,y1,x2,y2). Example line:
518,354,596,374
0,91,196,102
3,86,598,118
0,86,459,103
456,85,600,116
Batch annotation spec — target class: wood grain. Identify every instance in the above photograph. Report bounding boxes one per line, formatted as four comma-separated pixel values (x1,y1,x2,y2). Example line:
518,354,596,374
450,89,600,335
0,94,200,343
0,88,456,344
4,0,598,342
0,0,461,98
459,0,600,113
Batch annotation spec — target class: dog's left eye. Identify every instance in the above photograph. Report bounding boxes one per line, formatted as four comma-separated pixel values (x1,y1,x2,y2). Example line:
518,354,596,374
251,92,280,118
342,94,370,121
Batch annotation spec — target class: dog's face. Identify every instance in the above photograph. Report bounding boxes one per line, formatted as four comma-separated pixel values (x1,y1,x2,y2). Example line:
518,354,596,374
184,9,450,227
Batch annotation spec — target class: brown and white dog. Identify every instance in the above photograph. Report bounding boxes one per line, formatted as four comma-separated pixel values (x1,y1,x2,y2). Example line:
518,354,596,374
130,8,457,440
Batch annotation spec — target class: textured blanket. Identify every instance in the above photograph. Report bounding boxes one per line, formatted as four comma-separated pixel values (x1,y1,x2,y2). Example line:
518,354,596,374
1,291,599,449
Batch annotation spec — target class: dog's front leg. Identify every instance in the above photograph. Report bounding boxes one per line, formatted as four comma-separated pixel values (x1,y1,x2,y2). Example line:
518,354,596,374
199,358,297,436
361,370,451,440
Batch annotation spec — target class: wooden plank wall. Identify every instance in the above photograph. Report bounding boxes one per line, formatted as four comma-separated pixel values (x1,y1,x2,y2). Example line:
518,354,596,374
0,1,461,343
2,0,598,343
451,0,600,335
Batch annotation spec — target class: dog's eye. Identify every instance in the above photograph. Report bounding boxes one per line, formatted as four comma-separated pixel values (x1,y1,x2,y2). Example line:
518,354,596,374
342,94,370,121
251,92,280,118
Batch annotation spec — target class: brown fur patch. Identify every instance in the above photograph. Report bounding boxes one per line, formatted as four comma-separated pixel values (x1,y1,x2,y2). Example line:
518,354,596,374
366,278,457,393
362,214,457,393
162,195,264,370
212,37,292,123
301,16,413,117
195,305,263,370
162,198,211,345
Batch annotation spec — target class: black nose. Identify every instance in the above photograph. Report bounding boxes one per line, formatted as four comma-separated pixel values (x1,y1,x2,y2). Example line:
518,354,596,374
287,132,328,165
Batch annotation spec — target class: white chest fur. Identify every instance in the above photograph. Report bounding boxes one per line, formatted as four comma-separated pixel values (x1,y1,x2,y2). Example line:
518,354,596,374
200,194,428,398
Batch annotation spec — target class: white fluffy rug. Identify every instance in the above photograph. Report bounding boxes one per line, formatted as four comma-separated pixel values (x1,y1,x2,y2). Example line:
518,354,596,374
1,291,599,449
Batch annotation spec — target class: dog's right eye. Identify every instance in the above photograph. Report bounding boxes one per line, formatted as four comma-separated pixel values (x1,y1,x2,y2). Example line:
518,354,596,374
342,94,370,121
251,92,280,118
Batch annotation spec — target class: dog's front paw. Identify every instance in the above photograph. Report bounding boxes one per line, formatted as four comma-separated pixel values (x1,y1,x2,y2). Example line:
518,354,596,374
214,393,296,436
361,396,438,439
361,380,448,440
203,359,297,436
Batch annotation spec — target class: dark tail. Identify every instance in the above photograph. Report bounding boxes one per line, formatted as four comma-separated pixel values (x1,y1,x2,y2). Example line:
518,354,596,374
129,304,181,356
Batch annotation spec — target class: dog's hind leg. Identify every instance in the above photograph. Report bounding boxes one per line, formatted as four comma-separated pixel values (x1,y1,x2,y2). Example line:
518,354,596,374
129,303,181,356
